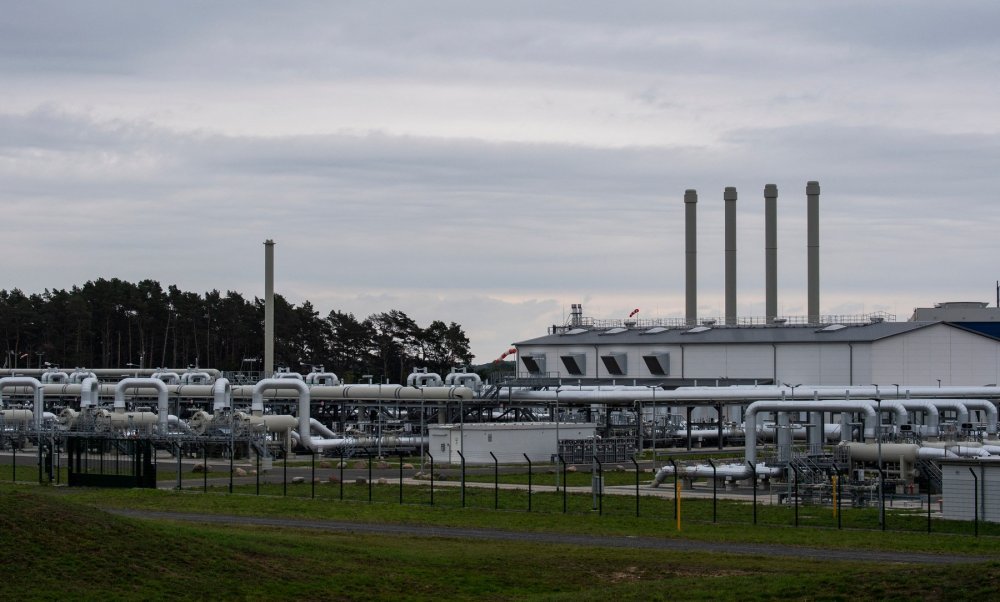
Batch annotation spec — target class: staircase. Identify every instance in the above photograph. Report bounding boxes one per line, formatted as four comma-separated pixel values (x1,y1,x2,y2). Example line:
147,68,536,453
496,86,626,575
788,452,837,485
915,458,943,493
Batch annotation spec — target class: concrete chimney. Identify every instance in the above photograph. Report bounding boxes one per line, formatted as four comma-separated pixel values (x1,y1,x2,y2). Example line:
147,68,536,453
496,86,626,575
724,186,737,325
764,184,778,323
684,189,698,325
806,181,821,324
264,239,275,377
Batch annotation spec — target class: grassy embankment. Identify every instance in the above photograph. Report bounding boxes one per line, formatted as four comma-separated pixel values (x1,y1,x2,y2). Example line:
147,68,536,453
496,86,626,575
1,486,999,601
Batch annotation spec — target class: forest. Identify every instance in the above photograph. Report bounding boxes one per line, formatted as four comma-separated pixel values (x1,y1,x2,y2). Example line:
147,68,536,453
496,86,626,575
0,278,475,384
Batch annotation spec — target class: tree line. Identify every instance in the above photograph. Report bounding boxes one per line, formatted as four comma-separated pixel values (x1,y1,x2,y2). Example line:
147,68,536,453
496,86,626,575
0,278,475,384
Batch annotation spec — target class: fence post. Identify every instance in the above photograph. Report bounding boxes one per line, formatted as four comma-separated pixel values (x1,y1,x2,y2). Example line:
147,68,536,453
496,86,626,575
283,449,288,497
668,458,678,522
228,442,234,494
457,450,466,508
398,451,404,505
524,453,532,512
926,484,931,534
368,453,373,503
969,467,979,537
593,455,603,516
339,447,344,501
427,451,435,506
707,458,717,523
255,444,260,496
631,456,640,517
490,452,498,510
879,467,886,532
790,464,799,527
204,441,209,494
747,461,757,525
311,450,316,499
558,454,567,513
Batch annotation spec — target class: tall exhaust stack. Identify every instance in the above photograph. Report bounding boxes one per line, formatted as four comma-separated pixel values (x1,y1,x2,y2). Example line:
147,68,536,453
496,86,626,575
684,189,698,325
724,186,737,325
264,239,275,377
764,184,778,323
806,180,821,323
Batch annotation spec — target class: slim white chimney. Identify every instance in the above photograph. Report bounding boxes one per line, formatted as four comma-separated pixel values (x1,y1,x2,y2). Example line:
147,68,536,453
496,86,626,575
724,186,737,325
684,189,698,325
264,239,275,377
764,184,778,323
807,181,821,323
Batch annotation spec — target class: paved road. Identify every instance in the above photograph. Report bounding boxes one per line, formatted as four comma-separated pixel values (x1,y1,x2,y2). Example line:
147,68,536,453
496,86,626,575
107,508,991,565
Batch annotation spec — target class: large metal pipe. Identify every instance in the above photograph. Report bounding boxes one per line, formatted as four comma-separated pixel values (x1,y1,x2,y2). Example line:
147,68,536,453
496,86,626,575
114,378,169,433
264,239,275,378
724,186,737,325
0,377,45,429
807,180,821,323
212,378,232,412
764,183,778,323
684,189,698,325
961,399,998,435
252,378,311,449
745,400,880,466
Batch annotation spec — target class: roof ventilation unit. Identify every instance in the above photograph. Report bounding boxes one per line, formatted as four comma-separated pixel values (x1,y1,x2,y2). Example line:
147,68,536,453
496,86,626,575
560,353,587,376
642,353,670,376
521,355,546,375
600,352,628,376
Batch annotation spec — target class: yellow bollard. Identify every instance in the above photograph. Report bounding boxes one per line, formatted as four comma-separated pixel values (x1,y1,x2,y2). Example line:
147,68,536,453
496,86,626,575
675,478,682,531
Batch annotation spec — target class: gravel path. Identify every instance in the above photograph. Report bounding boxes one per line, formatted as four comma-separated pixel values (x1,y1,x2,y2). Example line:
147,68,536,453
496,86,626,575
107,508,991,565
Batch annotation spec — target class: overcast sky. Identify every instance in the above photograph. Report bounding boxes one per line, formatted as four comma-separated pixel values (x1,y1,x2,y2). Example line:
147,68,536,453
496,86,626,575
3,2,999,363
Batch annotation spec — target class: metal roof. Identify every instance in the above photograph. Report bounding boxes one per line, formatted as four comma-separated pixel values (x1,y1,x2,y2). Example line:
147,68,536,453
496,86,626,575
514,320,970,347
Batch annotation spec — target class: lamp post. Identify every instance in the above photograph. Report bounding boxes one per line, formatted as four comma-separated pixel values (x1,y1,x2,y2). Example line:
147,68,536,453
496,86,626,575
872,384,884,528
646,385,660,466
554,385,560,456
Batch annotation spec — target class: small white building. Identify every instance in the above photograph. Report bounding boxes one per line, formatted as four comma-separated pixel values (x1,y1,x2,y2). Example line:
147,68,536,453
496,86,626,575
427,422,596,466
940,459,1000,523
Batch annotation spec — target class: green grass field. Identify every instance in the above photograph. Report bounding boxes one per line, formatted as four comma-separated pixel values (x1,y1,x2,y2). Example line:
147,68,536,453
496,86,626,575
1,485,998,601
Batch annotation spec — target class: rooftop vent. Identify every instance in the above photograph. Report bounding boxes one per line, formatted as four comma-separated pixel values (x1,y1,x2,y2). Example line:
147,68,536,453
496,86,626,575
701,319,717,326
600,352,627,376
521,355,546,375
560,353,587,376
772,318,788,325
643,326,669,335
642,352,670,376
601,327,628,335
563,328,588,336
818,324,847,333
684,325,712,334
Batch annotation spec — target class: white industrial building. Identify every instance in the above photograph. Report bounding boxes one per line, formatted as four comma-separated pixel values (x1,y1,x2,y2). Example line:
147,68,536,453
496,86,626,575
428,422,596,465
512,180,1000,390
513,318,1000,388
940,459,1000,524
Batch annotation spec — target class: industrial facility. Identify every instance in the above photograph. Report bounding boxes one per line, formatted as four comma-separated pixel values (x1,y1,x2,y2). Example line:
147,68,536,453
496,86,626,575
1,181,998,524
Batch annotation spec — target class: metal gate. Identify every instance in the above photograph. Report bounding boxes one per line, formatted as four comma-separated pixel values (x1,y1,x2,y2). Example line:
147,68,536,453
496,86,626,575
66,436,157,488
